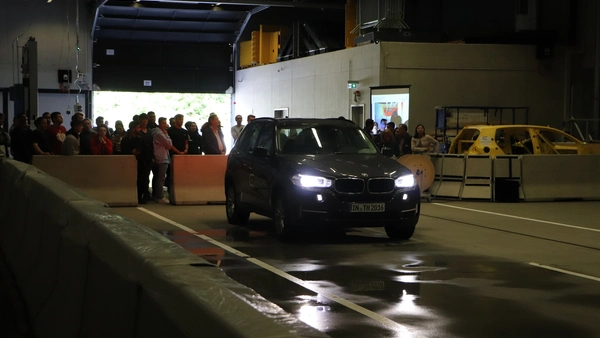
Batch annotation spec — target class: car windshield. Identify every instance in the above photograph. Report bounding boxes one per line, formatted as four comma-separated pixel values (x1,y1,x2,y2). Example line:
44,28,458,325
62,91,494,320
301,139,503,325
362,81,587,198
277,123,379,155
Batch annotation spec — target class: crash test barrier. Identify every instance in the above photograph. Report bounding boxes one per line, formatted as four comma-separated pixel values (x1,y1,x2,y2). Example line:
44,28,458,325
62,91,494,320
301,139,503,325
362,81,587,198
0,158,328,338
520,155,600,201
429,154,600,201
32,155,228,206
169,155,227,205
32,155,138,207
29,153,599,204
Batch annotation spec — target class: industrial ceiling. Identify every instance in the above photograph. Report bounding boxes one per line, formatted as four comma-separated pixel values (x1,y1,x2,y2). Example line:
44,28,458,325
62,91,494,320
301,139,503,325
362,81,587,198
93,0,347,46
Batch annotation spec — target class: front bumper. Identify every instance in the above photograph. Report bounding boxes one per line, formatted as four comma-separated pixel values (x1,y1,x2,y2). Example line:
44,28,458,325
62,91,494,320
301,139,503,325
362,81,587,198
289,187,421,227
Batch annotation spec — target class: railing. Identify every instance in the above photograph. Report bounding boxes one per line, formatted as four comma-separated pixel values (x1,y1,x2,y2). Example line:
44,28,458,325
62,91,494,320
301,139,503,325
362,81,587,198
563,118,600,141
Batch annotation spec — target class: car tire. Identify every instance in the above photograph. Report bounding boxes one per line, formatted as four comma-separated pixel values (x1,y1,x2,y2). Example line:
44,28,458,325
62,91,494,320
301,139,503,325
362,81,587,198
226,184,250,225
384,216,418,240
273,193,297,241
384,223,416,240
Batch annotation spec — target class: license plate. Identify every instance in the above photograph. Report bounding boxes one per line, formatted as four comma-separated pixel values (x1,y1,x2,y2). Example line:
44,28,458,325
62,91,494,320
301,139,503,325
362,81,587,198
349,203,385,212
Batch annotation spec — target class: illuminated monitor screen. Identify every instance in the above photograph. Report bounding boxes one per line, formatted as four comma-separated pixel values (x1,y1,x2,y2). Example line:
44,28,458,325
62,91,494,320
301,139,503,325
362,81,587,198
370,86,410,131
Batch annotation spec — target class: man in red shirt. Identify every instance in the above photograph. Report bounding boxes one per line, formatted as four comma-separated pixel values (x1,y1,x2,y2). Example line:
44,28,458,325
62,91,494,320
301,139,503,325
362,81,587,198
46,112,66,155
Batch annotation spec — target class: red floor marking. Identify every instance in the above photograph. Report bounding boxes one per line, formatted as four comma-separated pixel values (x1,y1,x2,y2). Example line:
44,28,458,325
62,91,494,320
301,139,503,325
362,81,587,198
195,229,228,237
188,247,225,257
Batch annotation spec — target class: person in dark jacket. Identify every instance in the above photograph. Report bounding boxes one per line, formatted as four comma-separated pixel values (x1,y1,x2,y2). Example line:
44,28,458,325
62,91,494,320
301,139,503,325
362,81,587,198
0,113,11,159
379,128,399,158
80,119,95,155
395,124,412,157
31,117,52,155
201,113,226,155
9,114,32,163
121,120,152,204
185,121,202,154
138,113,155,201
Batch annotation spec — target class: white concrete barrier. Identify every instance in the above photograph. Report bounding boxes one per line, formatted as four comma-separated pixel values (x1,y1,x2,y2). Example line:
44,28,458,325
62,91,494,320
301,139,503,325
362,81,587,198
431,154,465,198
493,155,522,202
428,154,600,202
521,155,600,201
461,155,493,200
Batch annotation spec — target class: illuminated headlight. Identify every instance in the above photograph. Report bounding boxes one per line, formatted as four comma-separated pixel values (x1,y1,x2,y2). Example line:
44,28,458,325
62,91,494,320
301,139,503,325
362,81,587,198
292,174,332,188
395,174,416,188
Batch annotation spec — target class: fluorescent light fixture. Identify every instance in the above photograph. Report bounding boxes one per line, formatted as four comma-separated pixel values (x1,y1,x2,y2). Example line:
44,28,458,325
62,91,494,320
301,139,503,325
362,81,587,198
311,128,322,148
136,0,205,3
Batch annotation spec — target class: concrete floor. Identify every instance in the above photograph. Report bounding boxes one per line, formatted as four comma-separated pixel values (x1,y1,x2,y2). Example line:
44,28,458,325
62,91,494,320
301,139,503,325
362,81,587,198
115,199,600,337
3,199,600,337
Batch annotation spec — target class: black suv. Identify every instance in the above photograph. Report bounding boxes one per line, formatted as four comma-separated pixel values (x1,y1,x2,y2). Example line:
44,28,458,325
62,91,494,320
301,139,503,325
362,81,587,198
224,118,420,240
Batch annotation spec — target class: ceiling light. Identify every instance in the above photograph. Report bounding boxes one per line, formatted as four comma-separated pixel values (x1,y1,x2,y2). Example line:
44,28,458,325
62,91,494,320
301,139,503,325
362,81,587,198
47,0,52,3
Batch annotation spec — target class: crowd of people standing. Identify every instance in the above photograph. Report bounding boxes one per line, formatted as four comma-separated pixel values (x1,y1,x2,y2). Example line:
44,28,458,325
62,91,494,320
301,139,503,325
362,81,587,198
0,110,242,205
364,118,439,159
1,111,440,202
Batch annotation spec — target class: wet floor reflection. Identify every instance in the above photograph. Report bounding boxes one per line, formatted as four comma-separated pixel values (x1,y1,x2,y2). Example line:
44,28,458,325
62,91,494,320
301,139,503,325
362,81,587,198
160,229,599,338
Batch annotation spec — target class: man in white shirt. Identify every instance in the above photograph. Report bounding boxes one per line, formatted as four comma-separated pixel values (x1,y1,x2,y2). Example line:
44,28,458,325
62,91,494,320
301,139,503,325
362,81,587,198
152,117,174,204
62,120,83,155
231,114,244,142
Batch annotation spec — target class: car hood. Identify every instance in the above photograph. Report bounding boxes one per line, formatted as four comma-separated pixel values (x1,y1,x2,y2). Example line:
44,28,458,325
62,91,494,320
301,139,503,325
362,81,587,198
280,154,412,179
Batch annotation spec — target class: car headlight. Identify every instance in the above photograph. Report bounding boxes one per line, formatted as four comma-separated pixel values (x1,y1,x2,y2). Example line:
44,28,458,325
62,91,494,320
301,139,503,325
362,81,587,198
292,174,332,188
395,174,416,188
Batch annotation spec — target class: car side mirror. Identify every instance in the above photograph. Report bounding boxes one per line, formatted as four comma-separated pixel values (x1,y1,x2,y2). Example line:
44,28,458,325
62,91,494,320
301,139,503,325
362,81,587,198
253,147,269,157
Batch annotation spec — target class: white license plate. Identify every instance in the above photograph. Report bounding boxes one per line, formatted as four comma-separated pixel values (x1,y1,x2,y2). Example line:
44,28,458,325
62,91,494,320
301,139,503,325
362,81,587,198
349,203,385,212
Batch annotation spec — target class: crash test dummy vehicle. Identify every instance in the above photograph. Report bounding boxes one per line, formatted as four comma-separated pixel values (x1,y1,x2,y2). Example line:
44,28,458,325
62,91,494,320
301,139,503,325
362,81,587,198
448,124,600,157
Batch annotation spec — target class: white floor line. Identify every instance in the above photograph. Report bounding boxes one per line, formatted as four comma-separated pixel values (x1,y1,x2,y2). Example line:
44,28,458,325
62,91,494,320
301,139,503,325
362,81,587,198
245,257,411,333
432,203,600,233
138,207,414,334
195,234,250,258
529,262,600,282
137,207,197,233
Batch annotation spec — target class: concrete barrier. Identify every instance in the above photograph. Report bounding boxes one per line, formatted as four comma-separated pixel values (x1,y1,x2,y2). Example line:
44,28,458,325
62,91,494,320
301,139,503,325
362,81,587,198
0,158,329,338
493,155,523,202
520,155,600,201
431,154,465,198
32,155,138,207
461,155,492,200
427,154,600,202
170,155,227,205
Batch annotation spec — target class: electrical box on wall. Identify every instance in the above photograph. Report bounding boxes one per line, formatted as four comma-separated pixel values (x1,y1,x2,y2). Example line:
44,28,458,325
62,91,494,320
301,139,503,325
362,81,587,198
58,69,72,83
76,73,87,85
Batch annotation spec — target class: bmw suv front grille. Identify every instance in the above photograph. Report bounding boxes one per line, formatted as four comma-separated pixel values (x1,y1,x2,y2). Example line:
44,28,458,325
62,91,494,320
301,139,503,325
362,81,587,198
335,178,364,193
334,178,394,194
368,178,395,193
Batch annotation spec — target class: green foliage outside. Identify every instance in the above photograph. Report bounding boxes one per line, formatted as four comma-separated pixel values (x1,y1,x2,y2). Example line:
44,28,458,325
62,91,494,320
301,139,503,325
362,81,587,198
92,91,232,129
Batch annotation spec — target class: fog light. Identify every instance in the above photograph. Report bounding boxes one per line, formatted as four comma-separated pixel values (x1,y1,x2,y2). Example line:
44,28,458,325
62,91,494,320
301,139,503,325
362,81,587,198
316,194,323,202
402,194,408,200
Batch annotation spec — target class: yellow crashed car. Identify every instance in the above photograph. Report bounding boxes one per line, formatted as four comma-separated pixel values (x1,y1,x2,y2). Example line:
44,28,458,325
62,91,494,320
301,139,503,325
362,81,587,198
448,125,600,156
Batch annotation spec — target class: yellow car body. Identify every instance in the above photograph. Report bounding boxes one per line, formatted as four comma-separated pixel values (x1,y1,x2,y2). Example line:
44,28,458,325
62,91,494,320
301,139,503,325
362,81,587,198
448,125,600,157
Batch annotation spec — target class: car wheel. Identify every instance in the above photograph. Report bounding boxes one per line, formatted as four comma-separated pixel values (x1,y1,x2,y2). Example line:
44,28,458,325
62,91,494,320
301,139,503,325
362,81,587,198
384,216,418,240
226,184,250,225
273,193,296,240
384,223,416,240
